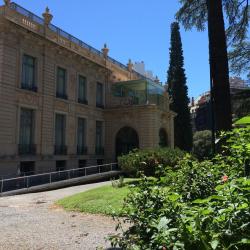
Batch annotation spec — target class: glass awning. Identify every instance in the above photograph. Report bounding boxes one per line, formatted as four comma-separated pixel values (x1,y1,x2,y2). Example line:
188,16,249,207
111,79,167,108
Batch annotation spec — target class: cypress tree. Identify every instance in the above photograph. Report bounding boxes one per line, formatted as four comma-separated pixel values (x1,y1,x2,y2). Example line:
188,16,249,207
167,22,193,151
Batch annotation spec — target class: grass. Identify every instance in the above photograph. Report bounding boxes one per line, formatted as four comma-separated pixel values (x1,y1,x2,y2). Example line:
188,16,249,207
235,115,250,125
56,179,137,216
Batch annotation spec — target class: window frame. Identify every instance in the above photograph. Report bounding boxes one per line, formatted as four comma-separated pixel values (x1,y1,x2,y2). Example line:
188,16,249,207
18,107,36,155
96,82,104,108
77,117,87,155
21,54,37,92
95,120,104,155
78,75,88,105
54,112,67,155
56,66,68,100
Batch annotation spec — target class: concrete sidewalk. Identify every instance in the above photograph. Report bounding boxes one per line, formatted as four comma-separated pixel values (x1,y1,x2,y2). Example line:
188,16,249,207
0,181,120,250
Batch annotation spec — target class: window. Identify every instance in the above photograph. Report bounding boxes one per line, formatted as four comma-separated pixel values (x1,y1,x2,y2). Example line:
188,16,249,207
19,108,36,155
21,54,37,91
19,161,35,176
77,118,87,155
78,75,87,104
159,128,168,147
96,82,104,108
56,67,67,99
55,114,67,155
95,121,104,155
56,160,66,171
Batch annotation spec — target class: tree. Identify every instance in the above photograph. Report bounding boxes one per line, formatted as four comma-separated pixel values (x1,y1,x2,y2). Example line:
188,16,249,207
229,42,250,79
176,0,249,76
193,130,212,160
176,0,250,131
167,22,193,151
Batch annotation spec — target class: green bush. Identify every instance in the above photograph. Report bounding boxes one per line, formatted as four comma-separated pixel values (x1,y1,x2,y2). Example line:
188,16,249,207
193,130,212,160
162,156,218,201
110,177,250,250
118,147,185,177
110,128,250,249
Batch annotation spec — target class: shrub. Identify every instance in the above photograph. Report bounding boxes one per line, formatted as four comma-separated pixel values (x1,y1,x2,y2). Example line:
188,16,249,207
193,130,212,160
110,177,250,250
110,128,250,249
118,147,185,177
162,155,218,201
111,176,125,188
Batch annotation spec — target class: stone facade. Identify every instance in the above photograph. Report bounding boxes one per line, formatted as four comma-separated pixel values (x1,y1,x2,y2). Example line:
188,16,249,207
0,1,175,177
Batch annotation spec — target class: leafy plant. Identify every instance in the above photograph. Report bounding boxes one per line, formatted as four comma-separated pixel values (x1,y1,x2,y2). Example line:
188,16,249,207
110,128,250,249
111,176,125,188
193,130,212,160
118,147,185,177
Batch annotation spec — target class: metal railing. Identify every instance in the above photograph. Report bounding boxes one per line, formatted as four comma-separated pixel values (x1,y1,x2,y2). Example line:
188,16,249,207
0,162,118,194
7,2,156,84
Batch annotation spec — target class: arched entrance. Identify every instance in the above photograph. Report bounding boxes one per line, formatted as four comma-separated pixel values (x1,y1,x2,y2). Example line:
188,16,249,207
159,128,168,147
116,127,139,158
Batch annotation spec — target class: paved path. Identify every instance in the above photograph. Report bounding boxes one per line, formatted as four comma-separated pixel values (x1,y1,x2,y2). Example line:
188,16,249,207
0,181,119,250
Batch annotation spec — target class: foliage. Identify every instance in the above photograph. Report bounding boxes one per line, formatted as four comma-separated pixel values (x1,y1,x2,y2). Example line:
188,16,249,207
235,115,250,125
176,0,250,131
110,177,250,250
193,130,212,160
218,128,250,171
118,147,185,177
110,128,250,249
111,176,125,188
161,156,218,201
167,22,193,151
228,42,250,79
232,89,250,118
176,0,250,78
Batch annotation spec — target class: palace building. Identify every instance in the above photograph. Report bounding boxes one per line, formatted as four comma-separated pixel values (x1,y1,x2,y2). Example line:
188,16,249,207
0,1,175,177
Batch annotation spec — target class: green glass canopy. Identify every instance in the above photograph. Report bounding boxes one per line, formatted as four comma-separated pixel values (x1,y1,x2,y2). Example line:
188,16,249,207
112,79,166,107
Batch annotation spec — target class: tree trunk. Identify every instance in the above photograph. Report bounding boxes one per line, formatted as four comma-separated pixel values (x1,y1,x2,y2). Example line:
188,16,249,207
207,0,232,131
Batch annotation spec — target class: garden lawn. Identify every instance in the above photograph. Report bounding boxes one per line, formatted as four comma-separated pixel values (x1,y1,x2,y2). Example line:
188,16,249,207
56,182,132,216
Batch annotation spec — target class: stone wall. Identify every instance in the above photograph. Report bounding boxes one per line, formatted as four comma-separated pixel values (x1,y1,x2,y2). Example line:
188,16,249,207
0,5,175,177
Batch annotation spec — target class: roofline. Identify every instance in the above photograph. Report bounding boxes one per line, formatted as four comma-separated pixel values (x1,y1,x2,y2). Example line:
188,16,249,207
1,2,155,82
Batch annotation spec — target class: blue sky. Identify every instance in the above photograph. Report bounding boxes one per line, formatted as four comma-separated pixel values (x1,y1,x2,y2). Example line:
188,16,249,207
13,0,212,98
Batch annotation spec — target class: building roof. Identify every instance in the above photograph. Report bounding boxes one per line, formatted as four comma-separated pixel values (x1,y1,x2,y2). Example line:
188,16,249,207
1,1,153,82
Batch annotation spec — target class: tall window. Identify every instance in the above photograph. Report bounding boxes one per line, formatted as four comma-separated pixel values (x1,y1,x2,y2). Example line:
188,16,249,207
19,108,35,155
55,114,66,155
95,121,104,154
77,118,87,154
159,128,168,147
56,67,67,99
96,82,104,108
21,54,36,91
78,75,87,104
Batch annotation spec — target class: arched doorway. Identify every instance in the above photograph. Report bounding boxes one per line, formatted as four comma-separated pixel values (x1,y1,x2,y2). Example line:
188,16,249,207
159,128,168,147
116,127,139,158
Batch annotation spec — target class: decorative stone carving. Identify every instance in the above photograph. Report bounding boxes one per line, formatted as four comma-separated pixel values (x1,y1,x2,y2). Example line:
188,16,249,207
18,92,39,106
102,43,109,58
154,76,160,84
42,7,53,26
4,0,11,7
127,59,133,72
55,100,69,112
